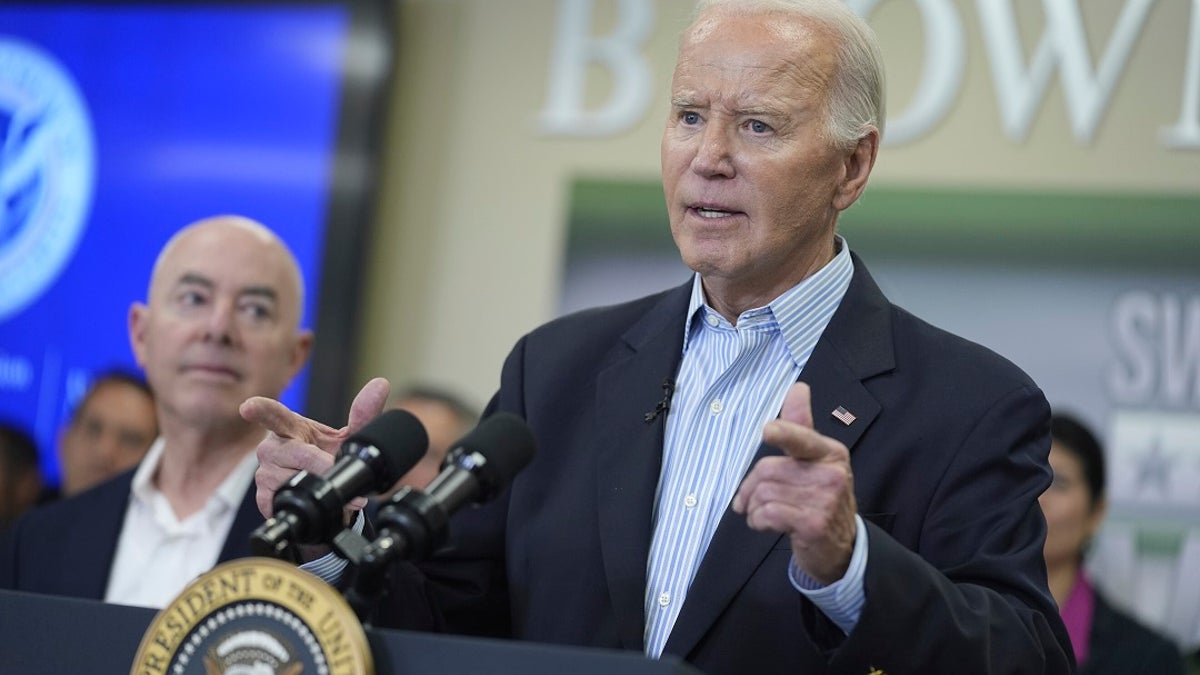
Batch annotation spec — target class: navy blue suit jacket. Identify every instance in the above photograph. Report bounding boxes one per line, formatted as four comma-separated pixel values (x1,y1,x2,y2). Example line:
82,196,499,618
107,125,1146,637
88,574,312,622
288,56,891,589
0,467,261,600
416,254,1074,674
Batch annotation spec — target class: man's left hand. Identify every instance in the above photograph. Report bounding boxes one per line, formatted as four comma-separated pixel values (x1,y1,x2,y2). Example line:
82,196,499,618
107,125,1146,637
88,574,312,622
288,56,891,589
732,382,857,585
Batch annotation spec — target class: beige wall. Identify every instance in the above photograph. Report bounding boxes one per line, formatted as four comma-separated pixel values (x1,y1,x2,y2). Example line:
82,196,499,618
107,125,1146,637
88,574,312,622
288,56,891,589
359,0,1199,407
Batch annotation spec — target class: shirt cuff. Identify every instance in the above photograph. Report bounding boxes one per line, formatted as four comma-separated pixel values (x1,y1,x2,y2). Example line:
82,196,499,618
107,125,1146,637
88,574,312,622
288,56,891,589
787,513,868,635
298,510,365,586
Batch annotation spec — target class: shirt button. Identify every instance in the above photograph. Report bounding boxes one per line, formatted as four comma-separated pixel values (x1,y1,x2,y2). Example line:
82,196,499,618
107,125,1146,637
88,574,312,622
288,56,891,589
709,399,723,414
658,592,671,607
705,314,719,327
684,494,697,509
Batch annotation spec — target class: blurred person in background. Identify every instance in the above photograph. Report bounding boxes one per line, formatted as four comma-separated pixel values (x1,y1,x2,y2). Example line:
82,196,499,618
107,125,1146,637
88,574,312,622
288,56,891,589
56,369,158,498
1042,412,1186,675
376,384,478,499
0,421,41,530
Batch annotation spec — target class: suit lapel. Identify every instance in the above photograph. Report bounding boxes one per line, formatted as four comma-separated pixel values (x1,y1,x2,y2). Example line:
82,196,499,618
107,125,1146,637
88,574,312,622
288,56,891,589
803,252,893,448
664,254,895,658
217,483,263,562
660,443,788,658
594,283,691,651
77,473,137,599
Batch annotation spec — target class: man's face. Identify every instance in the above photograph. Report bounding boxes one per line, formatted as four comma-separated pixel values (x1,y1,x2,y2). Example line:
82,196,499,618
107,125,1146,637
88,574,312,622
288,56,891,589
661,11,857,308
129,221,311,430
59,381,158,495
380,398,468,498
0,440,41,526
1038,443,1104,570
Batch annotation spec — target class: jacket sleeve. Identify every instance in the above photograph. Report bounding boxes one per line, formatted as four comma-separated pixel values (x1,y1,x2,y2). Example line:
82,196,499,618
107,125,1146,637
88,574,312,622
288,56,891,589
827,383,1075,674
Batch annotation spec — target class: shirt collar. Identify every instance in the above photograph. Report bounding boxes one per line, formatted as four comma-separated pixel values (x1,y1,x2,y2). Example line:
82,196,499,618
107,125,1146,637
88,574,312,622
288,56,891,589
682,235,854,365
129,436,166,504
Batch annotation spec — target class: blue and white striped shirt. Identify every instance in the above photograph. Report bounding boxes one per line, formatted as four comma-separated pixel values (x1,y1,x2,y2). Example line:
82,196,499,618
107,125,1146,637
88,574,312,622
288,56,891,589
643,236,867,656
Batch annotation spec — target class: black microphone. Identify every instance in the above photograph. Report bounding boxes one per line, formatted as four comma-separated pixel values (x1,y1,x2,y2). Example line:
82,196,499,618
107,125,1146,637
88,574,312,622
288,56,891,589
342,412,534,623
250,408,429,560
364,412,535,564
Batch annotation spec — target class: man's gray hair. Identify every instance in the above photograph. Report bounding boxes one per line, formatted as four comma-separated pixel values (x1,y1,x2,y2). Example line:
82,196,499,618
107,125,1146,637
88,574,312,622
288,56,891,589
692,0,886,149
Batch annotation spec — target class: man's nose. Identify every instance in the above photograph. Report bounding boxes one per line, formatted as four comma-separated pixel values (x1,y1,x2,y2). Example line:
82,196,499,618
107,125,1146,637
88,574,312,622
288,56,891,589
691,123,735,178
202,300,237,345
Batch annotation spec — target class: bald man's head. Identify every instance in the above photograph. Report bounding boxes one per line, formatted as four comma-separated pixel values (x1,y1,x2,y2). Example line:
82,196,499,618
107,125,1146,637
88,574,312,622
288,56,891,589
129,216,313,430
148,215,307,324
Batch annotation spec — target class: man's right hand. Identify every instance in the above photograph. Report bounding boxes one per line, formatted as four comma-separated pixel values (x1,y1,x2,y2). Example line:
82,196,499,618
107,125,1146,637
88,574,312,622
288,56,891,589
240,377,391,519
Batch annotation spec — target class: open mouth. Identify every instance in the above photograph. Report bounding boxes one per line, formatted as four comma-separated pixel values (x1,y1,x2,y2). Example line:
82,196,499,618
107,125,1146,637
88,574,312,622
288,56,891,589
691,206,743,219
184,365,241,381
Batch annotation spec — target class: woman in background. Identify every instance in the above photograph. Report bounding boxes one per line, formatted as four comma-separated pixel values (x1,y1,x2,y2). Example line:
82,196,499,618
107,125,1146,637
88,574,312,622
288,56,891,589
1041,413,1186,675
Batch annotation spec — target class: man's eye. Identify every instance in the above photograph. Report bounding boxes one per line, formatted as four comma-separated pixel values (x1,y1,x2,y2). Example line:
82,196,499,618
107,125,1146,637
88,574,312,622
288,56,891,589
119,432,147,450
682,112,701,125
180,291,206,305
747,120,771,134
240,303,274,321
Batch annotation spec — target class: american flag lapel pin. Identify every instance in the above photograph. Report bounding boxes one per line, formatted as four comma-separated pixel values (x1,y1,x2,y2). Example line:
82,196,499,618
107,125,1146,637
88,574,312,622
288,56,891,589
831,405,857,426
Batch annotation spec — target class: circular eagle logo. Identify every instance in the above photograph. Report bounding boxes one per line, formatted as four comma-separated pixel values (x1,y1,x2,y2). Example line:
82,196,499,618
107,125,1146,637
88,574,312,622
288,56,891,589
0,38,95,323
130,558,373,675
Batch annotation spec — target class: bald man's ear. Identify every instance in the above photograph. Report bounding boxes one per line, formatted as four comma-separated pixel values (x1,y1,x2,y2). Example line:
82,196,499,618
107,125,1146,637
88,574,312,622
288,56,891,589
289,329,315,377
832,127,879,212
128,302,150,368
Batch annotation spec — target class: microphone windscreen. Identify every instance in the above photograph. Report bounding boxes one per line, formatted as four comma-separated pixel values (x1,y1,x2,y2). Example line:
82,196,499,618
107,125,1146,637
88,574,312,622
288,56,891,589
345,408,430,486
455,412,536,490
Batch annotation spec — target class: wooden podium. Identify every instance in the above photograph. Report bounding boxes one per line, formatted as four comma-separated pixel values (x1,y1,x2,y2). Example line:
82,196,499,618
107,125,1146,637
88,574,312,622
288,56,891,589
0,588,704,674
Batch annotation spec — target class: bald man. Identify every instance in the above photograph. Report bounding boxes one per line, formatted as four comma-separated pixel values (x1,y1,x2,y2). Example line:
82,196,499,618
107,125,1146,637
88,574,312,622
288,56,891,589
0,216,314,608
0,422,42,531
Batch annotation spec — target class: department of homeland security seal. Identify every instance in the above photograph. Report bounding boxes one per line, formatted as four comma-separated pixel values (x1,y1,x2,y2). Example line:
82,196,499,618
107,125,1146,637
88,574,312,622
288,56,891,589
130,558,373,675
0,37,95,323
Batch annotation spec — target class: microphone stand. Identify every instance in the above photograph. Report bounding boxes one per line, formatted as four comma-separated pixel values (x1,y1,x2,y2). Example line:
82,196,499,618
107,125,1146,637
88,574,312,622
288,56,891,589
339,487,449,625
329,528,380,624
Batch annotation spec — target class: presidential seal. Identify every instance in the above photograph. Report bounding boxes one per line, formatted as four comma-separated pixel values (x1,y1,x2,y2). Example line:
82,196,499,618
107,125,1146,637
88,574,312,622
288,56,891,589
0,37,95,322
129,558,373,675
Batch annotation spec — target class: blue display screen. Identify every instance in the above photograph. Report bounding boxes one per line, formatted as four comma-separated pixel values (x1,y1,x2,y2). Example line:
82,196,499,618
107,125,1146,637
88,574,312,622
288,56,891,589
0,3,354,484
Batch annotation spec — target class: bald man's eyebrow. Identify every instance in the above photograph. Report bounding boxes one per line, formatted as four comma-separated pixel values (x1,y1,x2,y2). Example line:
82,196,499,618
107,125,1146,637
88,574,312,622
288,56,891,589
175,273,279,302
239,286,279,302
176,273,215,290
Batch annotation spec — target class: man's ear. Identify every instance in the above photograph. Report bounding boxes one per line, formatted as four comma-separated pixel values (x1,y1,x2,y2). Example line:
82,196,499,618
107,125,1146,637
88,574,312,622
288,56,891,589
289,329,315,378
128,302,149,368
833,127,879,212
